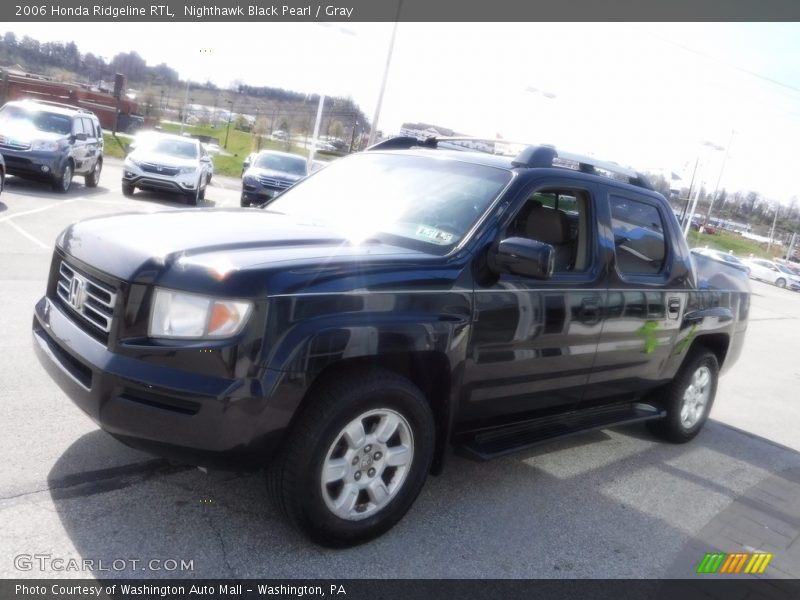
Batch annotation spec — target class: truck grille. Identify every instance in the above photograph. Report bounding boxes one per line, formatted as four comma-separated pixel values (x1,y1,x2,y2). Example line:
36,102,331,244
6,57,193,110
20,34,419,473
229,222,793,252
56,262,117,334
257,176,293,189
139,162,181,177
0,137,31,151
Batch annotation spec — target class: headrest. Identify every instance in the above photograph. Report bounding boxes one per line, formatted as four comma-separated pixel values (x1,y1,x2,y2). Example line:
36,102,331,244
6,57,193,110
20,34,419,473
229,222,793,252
525,204,570,245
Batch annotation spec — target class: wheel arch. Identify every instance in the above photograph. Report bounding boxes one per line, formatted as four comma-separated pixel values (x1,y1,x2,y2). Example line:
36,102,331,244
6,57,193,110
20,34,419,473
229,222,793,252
688,333,730,369
286,351,453,475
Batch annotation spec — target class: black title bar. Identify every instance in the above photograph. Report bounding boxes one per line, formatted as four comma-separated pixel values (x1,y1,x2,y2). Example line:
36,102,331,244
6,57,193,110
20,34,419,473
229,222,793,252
3,0,800,22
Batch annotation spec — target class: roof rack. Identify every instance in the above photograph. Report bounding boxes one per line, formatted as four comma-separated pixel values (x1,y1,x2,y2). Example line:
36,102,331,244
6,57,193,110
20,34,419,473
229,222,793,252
19,98,93,114
366,136,653,191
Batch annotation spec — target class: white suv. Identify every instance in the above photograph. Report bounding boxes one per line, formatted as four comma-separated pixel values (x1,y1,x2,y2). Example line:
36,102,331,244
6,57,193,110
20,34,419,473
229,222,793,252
122,132,212,205
743,257,800,290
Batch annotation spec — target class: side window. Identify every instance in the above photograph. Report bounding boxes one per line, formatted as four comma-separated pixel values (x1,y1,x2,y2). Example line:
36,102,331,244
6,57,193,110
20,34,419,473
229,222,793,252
81,118,95,138
506,188,591,273
71,118,85,135
610,195,666,275
94,120,103,138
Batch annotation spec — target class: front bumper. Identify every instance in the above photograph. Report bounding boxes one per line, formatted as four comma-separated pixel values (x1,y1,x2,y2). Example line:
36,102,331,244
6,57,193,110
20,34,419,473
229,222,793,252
32,296,281,467
241,188,281,205
123,164,199,195
0,148,63,179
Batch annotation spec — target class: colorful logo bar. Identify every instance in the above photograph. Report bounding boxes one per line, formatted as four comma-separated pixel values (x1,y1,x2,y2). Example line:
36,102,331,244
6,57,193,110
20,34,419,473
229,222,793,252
696,552,773,574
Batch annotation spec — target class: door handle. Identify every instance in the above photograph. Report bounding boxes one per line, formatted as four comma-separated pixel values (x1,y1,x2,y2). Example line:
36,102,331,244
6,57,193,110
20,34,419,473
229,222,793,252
667,297,681,318
579,297,601,320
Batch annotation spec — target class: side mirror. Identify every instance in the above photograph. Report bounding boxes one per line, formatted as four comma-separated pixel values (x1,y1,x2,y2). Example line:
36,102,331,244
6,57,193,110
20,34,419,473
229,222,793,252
201,155,211,163
487,237,554,280
243,159,251,169
72,132,87,142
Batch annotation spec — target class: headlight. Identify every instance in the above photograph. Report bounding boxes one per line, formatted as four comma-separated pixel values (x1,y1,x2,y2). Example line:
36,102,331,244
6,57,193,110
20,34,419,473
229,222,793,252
31,140,59,152
149,288,252,339
126,155,140,167
179,166,197,174
243,174,258,185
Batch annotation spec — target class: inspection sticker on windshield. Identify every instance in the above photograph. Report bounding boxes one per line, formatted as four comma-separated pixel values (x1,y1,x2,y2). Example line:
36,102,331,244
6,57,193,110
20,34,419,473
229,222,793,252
416,226,454,244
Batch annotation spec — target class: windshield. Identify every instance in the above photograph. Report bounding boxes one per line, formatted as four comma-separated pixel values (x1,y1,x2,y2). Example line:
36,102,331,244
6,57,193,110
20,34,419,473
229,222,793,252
776,264,796,275
0,105,71,135
255,153,307,175
136,135,198,159
266,153,512,249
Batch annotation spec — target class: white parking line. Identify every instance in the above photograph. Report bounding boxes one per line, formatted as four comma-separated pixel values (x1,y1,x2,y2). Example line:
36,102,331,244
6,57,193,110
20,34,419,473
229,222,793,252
0,199,78,223
3,220,50,250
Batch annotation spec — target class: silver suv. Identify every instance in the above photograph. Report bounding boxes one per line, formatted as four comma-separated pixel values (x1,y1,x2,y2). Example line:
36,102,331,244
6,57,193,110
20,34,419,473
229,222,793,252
122,132,212,205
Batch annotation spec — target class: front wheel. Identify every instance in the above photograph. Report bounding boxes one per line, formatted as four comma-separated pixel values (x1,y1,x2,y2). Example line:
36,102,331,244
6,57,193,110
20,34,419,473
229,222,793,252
648,348,719,443
267,368,434,547
776,278,787,288
122,182,135,197
52,162,73,193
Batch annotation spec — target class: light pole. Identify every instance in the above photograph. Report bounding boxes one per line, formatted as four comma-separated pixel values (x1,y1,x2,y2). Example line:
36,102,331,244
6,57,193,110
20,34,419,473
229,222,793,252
366,0,403,147
705,129,736,225
224,98,234,149
682,140,724,238
179,79,190,134
307,94,326,170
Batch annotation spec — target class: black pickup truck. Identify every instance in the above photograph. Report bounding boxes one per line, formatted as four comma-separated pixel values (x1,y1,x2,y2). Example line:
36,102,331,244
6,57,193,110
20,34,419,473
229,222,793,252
32,138,749,546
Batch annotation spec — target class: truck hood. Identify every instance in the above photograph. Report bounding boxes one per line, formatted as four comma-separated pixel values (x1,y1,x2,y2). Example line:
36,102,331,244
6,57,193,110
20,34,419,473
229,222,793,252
57,209,443,296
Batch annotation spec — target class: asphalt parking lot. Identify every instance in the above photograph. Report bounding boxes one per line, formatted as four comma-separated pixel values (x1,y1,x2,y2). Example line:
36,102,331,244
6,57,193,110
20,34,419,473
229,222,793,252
1,161,799,579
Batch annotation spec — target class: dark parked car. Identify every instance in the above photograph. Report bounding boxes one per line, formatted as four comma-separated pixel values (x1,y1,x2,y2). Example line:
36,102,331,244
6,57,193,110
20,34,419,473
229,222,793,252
240,150,308,206
0,99,103,192
33,138,750,546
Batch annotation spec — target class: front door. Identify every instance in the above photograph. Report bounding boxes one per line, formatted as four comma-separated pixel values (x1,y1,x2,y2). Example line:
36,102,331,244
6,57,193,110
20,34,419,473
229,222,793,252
461,181,606,426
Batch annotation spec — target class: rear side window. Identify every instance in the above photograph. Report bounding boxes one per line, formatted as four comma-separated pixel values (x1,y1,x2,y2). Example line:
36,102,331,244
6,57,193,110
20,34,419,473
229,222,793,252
610,195,666,275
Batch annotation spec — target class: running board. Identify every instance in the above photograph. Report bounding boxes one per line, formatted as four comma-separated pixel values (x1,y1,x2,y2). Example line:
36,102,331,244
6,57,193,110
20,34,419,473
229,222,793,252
455,403,665,461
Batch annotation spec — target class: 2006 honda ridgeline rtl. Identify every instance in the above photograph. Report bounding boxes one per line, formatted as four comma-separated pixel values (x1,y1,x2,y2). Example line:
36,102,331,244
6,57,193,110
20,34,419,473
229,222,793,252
33,138,749,546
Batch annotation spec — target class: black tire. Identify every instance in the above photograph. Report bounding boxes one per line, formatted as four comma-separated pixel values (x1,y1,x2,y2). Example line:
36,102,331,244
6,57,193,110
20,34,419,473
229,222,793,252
122,182,135,197
266,368,434,547
198,185,206,201
776,278,786,288
84,159,102,188
52,162,73,193
648,348,719,443
240,193,250,207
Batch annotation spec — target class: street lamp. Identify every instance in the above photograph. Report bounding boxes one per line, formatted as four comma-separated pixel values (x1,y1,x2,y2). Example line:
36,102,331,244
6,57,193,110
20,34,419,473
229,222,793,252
704,129,736,226
682,140,724,238
366,0,403,147
179,79,190,134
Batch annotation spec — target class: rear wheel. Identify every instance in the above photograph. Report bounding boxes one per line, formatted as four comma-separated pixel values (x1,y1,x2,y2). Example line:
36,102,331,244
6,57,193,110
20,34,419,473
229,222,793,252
84,159,102,187
648,348,719,443
266,368,434,547
776,278,786,288
52,162,73,193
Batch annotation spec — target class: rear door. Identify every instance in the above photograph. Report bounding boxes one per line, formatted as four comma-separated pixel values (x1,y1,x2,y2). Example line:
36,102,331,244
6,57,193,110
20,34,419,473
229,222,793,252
81,117,101,172
583,189,684,406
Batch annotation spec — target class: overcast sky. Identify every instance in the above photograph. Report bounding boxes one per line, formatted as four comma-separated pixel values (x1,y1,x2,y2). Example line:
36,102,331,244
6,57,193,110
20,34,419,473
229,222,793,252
10,22,800,201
